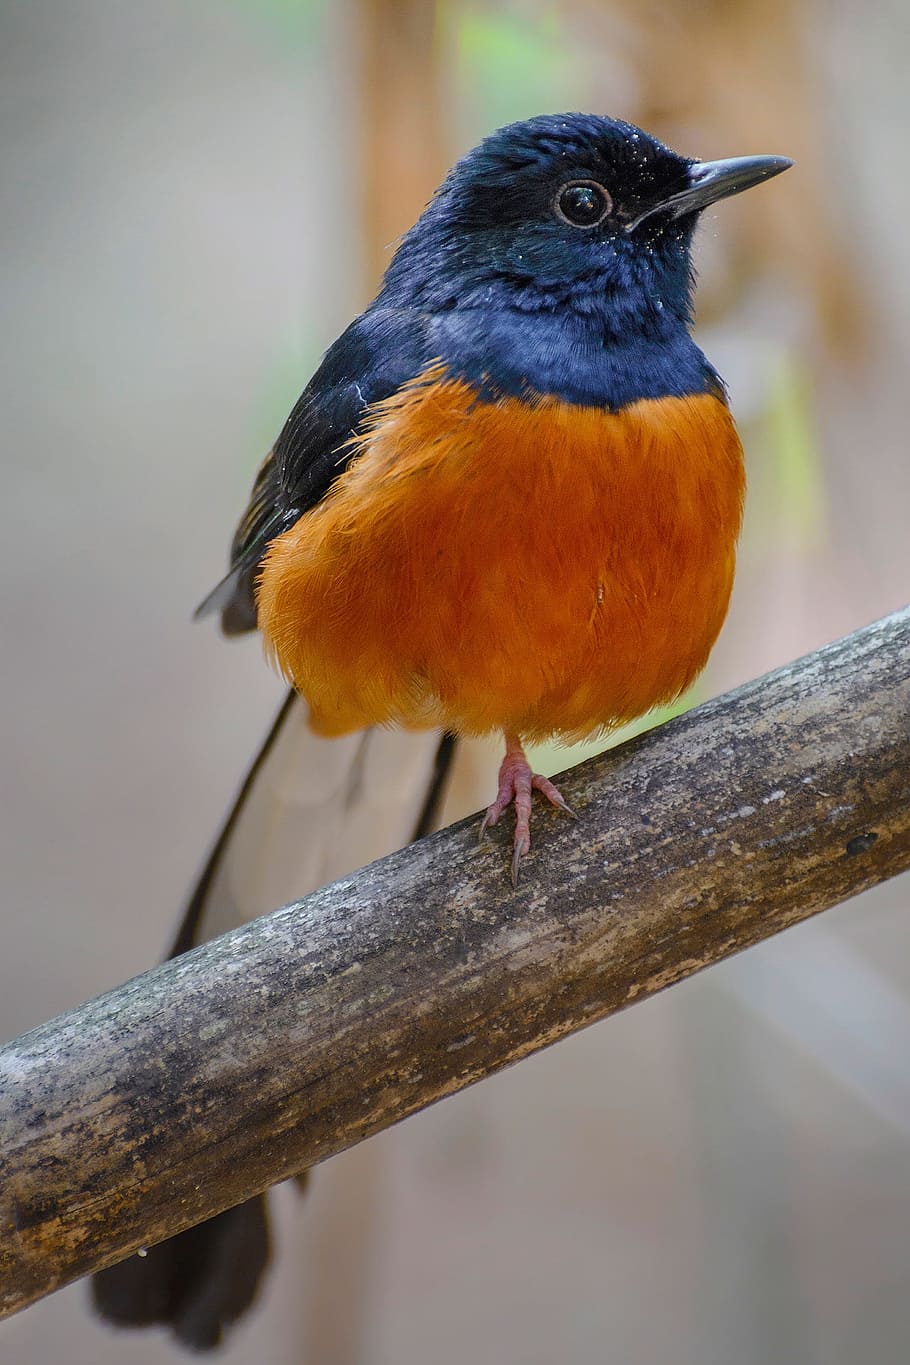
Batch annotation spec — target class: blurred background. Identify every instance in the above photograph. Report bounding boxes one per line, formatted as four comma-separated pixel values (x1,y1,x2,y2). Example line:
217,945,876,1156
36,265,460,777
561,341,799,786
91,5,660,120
1,0,909,1361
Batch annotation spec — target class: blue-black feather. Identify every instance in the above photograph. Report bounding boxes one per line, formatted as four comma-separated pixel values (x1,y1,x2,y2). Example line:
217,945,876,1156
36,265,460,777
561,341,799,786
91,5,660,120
200,113,724,628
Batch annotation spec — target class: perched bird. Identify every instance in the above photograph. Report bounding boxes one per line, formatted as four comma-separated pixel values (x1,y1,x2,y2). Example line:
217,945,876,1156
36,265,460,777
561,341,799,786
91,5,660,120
91,113,790,1348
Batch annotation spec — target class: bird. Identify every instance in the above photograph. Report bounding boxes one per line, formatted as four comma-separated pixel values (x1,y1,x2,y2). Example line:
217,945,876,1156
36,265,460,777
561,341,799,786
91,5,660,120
90,113,791,1349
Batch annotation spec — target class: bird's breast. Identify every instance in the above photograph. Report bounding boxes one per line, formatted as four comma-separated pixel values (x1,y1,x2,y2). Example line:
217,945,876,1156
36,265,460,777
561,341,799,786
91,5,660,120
258,365,745,740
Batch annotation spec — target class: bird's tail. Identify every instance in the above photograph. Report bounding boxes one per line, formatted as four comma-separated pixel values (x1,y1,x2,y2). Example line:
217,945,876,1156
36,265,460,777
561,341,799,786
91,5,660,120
91,691,459,1350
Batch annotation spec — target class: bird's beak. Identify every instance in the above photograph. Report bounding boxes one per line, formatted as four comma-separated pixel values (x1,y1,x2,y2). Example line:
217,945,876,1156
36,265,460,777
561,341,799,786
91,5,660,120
625,154,793,232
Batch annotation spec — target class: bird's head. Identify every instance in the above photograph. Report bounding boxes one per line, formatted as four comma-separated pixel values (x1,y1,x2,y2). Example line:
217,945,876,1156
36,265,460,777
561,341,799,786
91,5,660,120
381,113,791,338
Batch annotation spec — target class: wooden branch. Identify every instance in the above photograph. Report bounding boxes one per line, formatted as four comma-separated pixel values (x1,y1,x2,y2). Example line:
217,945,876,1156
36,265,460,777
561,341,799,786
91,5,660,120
2,608,909,1317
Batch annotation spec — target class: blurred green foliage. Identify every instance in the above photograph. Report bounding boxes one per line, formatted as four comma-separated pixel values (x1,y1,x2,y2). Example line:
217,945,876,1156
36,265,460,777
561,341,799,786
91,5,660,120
765,353,827,551
248,332,321,459
225,0,325,46
529,689,701,776
445,3,587,139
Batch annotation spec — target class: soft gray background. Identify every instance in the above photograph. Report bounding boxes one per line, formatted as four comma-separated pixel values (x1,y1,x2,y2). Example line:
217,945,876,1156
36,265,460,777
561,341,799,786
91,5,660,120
2,2,909,1362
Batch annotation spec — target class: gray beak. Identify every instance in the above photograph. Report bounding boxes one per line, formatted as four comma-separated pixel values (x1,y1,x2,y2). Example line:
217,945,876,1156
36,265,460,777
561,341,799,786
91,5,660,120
626,154,793,232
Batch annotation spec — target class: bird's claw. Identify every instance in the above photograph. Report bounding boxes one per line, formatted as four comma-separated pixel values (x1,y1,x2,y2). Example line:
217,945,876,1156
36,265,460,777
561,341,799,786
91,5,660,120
530,774,577,821
479,741,575,883
510,834,531,888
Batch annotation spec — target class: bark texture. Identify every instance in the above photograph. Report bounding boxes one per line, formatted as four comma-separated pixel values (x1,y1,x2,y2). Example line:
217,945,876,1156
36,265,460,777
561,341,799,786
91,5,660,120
2,607,909,1317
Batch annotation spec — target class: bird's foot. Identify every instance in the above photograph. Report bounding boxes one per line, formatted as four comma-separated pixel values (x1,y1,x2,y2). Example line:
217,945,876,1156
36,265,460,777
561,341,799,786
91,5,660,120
479,736,576,886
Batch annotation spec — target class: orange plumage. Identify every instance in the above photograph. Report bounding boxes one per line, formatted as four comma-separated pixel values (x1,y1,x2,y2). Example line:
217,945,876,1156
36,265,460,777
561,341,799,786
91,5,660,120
94,117,790,1344
257,365,745,744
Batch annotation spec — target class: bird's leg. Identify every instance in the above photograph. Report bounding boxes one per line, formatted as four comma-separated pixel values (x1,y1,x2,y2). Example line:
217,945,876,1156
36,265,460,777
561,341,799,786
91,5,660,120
479,733,576,886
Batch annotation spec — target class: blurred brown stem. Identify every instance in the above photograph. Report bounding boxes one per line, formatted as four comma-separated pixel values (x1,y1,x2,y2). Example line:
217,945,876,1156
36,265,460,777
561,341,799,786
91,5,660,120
359,0,445,292
2,607,909,1318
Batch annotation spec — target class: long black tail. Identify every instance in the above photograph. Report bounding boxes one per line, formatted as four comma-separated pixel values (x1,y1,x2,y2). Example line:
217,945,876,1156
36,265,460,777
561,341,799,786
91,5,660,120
90,695,456,1350
91,1196,272,1352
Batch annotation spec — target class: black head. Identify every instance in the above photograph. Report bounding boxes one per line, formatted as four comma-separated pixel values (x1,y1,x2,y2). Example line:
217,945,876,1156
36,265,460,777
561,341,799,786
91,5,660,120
380,113,791,338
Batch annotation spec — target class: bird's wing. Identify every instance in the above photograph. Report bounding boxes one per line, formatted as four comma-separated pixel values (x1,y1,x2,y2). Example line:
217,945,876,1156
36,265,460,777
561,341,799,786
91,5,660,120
195,307,434,634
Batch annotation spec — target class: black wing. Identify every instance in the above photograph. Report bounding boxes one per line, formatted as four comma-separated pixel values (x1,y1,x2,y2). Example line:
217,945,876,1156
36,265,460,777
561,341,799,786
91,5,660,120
195,307,433,634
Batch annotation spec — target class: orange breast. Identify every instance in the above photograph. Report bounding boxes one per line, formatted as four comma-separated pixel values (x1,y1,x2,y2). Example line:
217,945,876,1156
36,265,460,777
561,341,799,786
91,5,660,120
257,366,745,742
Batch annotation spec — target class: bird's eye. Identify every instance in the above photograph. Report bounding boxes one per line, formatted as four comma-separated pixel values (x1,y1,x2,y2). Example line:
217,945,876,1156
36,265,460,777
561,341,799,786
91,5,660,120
554,180,612,228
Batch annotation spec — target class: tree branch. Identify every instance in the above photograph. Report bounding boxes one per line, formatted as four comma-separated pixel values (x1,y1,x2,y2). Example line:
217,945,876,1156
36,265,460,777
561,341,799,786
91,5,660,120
2,608,909,1317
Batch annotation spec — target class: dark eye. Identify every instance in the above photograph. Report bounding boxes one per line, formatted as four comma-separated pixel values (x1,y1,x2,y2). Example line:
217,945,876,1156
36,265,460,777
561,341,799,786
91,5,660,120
555,180,612,228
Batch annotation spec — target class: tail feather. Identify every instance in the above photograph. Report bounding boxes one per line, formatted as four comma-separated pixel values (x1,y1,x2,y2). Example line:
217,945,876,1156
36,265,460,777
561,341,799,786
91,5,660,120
91,693,458,1350
177,695,449,948
169,689,298,957
91,1196,271,1352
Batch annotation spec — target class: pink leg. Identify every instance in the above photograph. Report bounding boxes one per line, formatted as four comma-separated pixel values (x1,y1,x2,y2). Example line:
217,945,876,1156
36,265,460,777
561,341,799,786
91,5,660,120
479,734,576,886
